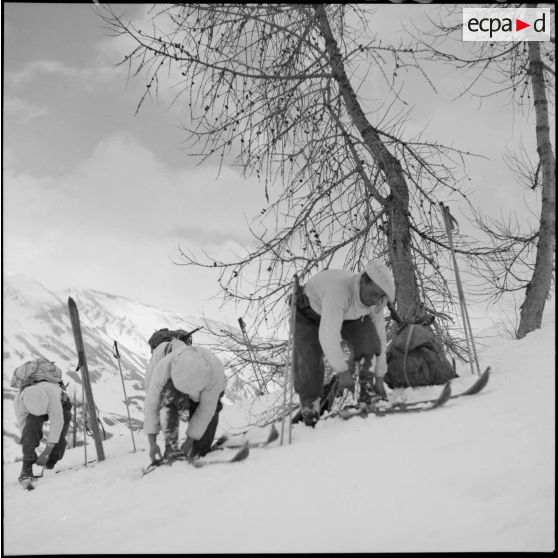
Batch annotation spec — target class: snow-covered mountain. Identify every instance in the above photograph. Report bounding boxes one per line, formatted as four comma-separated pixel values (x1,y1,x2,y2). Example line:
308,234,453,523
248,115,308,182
2,273,259,463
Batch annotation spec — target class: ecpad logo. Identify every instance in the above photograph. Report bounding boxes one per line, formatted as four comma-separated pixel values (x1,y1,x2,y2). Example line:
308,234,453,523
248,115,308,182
463,8,551,42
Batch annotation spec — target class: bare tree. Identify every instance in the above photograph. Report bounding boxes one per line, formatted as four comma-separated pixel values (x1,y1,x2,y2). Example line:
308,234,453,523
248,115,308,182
413,3,555,339
102,3,489,359
517,35,556,337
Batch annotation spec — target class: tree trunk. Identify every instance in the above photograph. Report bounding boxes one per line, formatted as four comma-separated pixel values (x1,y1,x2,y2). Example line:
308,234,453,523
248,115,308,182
314,4,420,319
516,39,556,339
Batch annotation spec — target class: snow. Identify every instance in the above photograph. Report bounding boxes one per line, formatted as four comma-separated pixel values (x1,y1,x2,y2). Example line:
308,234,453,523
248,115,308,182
2,299,554,553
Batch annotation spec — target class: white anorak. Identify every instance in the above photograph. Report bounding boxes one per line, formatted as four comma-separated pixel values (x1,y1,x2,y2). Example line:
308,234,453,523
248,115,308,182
143,345,226,440
14,382,64,443
304,269,389,377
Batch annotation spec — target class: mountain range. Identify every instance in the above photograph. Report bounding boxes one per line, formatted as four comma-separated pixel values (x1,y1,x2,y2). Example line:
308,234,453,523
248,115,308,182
2,273,262,463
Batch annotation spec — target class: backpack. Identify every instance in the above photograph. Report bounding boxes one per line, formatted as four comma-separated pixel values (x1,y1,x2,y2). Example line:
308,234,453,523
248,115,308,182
148,326,201,354
11,357,63,390
384,323,458,389
162,331,194,356
148,328,175,352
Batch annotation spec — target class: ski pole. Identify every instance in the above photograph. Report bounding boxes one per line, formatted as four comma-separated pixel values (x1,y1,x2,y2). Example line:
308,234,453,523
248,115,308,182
440,202,477,375
72,390,77,448
113,341,137,452
237,318,267,395
288,276,300,444
82,381,87,467
287,366,295,444
440,203,481,376
281,275,299,445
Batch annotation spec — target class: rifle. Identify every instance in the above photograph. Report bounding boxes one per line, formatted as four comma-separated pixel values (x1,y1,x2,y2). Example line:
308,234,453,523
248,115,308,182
173,325,204,344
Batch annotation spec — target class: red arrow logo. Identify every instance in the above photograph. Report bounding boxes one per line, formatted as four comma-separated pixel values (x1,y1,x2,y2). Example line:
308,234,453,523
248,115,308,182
516,18,530,32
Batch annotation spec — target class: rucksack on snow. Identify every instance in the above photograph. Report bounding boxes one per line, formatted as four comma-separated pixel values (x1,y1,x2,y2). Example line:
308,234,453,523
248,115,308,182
11,357,63,390
384,322,458,389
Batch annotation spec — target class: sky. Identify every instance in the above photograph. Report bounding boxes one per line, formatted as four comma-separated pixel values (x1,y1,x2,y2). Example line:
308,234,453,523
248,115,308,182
2,3,552,331
2,295,554,553
2,2,269,325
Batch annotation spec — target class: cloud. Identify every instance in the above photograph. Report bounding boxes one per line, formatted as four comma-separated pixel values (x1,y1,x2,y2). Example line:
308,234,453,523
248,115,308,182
2,131,271,320
3,97,48,121
3,131,266,296
92,5,209,115
5,59,123,90
170,225,253,248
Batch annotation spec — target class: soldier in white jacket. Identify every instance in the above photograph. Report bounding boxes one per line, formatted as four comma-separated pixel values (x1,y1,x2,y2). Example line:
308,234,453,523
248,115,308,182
293,260,395,426
14,380,72,480
144,332,226,463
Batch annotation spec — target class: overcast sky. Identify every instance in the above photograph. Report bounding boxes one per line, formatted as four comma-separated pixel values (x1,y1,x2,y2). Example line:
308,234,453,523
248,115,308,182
2,3,550,331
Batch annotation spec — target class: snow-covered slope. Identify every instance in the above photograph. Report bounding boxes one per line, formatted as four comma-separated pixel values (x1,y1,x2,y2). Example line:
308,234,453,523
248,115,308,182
2,290,554,552
2,274,256,463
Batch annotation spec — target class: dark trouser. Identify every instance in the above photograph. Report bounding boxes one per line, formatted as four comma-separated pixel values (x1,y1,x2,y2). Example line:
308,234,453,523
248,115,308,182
159,380,224,457
20,403,72,472
293,306,382,405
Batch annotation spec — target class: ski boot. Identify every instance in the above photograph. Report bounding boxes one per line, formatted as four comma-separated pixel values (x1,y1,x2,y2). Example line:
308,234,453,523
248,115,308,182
300,399,320,427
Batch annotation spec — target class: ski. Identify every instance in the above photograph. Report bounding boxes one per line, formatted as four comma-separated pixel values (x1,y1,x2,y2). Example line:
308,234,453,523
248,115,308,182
54,459,97,474
453,366,490,397
190,442,250,468
67,297,105,462
391,367,491,408
215,424,279,449
142,442,250,476
338,381,452,419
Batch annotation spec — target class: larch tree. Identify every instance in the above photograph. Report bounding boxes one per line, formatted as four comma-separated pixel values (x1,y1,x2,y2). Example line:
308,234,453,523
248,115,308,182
101,4,489,389
413,3,555,339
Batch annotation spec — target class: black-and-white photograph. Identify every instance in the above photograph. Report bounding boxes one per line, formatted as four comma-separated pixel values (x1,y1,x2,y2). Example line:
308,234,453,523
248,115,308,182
2,2,555,554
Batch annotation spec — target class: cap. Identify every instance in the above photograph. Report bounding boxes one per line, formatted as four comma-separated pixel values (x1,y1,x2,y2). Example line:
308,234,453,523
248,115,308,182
362,260,395,302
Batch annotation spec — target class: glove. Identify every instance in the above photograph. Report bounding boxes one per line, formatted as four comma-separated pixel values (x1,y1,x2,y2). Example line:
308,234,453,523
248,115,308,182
35,451,51,467
335,370,355,392
35,443,56,466
149,444,162,463
180,437,195,459
148,434,162,463
320,377,339,413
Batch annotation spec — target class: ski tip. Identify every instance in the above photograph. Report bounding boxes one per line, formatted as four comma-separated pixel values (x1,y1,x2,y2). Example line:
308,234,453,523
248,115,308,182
437,382,452,406
464,367,490,395
267,424,280,444
231,442,250,462
141,463,159,476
